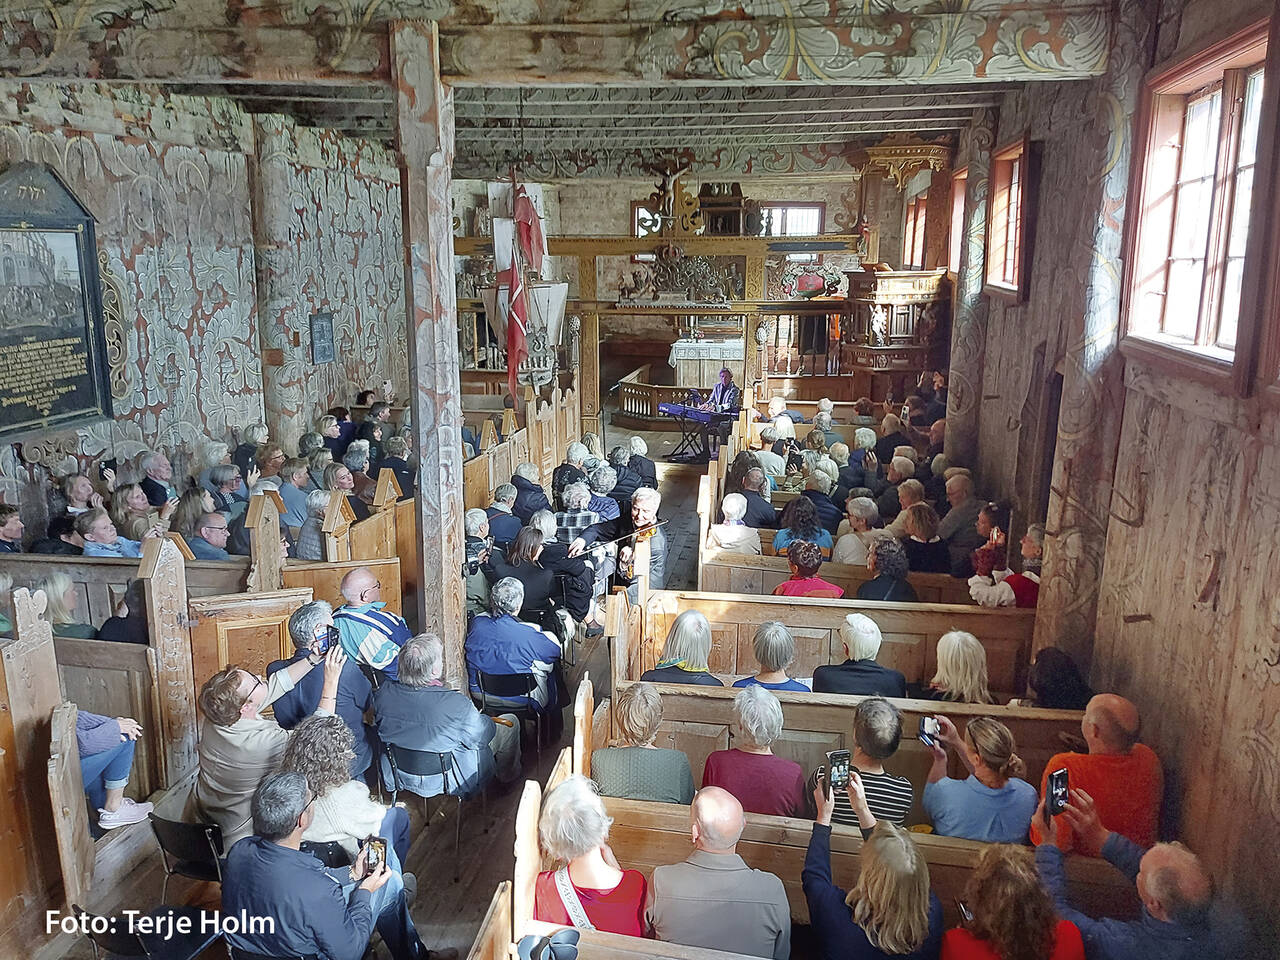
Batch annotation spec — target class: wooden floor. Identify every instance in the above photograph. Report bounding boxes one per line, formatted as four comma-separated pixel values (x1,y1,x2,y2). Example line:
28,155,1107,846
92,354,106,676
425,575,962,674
47,410,704,960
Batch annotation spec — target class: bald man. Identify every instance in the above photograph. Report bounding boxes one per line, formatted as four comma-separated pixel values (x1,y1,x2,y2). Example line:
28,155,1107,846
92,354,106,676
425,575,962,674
1030,694,1163,853
645,787,790,959
332,567,412,680
1033,788,1242,960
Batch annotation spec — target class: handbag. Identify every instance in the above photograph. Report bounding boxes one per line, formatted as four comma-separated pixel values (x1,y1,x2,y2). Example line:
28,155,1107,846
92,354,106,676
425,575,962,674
553,866,597,930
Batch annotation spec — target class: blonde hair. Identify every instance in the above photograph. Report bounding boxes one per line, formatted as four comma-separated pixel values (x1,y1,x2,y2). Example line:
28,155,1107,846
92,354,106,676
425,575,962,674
932,631,995,704
39,572,79,625
660,610,712,671
615,682,663,745
847,821,932,954
902,502,939,541
965,717,1025,780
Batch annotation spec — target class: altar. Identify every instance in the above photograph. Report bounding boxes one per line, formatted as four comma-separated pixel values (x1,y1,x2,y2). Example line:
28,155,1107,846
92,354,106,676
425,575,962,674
667,337,745,388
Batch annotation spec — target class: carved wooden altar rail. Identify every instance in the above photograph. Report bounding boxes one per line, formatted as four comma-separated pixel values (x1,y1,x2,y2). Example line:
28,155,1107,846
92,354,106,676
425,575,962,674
614,363,695,429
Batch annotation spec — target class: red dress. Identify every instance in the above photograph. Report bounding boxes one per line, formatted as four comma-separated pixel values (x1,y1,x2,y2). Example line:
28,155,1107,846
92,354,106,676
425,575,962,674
534,868,649,937
773,575,844,598
942,920,1084,959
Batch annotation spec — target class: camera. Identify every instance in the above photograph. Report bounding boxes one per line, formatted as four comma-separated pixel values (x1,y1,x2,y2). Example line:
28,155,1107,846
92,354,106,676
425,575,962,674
1047,768,1069,816
464,536,492,576
824,749,851,797
918,716,940,748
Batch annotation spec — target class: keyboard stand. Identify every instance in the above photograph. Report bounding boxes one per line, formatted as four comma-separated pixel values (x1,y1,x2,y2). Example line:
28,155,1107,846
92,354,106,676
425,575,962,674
668,412,710,463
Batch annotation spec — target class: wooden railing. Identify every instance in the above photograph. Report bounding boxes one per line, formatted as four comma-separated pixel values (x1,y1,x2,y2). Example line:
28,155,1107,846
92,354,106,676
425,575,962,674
616,364,698,426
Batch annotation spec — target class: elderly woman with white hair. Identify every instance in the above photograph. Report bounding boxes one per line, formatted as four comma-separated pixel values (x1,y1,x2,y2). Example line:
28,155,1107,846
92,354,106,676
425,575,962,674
295,489,331,561
733,621,809,692
591,681,695,804
708,492,763,554
639,609,723,686
812,614,907,697
813,411,842,448
702,686,806,817
969,523,1044,608
913,630,995,704
534,774,648,935
833,496,887,566
552,441,590,507
511,461,552,523
628,436,658,489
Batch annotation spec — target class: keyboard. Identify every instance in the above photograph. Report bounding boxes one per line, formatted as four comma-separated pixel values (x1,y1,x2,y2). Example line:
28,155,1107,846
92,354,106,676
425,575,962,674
657,403,734,424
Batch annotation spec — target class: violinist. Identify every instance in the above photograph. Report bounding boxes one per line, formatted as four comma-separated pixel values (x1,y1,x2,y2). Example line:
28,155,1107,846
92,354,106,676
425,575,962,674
569,487,666,603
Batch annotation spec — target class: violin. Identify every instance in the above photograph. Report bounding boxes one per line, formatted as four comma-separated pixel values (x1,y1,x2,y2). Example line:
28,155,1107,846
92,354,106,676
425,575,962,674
615,520,667,581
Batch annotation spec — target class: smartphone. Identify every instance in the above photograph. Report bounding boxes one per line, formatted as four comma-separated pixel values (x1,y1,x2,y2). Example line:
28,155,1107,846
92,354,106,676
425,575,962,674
98,458,118,481
919,716,940,749
825,749,851,796
363,836,387,876
315,624,338,655
956,899,973,923
1046,768,1069,816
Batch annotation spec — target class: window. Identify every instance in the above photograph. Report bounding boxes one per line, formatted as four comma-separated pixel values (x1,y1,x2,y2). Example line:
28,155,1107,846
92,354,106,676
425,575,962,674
758,203,825,262
1124,21,1268,368
985,139,1040,299
631,200,660,262
949,168,968,274
903,193,927,269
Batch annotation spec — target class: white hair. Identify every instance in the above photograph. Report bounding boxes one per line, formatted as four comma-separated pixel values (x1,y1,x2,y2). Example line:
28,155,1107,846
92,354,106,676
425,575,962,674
734,685,784,748
814,456,839,484
243,423,269,446
772,415,796,439
847,496,880,526
817,398,834,414
305,489,331,517
806,471,833,495
767,397,787,416
752,621,795,674
540,774,611,862
201,441,229,469
399,633,444,687
854,427,877,451
514,462,540,482
890,456,916,478
142,450,167,471
490,577,524,616
661,610,712,671
841,614,883,661
814,412,833,431
632,486,661,510
530,509,557,540
721,493,748,522
589,466,617,495
464,508,489,537
562,482,591,510
494,483,517,504
829,442,850,466
629,436,648,456
760,426,779,445
565,442,588,465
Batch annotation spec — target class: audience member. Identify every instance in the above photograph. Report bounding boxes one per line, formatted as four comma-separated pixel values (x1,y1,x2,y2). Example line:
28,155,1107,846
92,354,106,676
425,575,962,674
77,709,153,828
628,436,658,489
553,442,590,506
375,633,521,797
555,481,599,544
709,492,764,553
357,402,390,464
187,511,233,560
275,457,310,529
207,464,243,512
168,487,215,540
970,524,1043,607
221,771,432,960
333,567,412,680
833,496,884,565
30,514,83,555
77,507,160,558
377,434,415,498
856,538,918,602
945,843,1084,960
849,397,878,427
464,508,493,617
607,445,643,505
875,414,913,464
572,486,666,602
703,686,805,818
772,413,798,440
581,432,606,473
812,614,907,697
483,526,579,628
812,412,841,448
323,462,371,521
534,774,648,935
774,495,833,551
232,422,268,476
344,442,377,503
773,540,844,599
768,395,806,424
640,609,723,686
901,502,950,573
876,456,918,523
734,621,808,691
269,600,376,778
805,769,943,960
465,577,563,714
257,441,288,480
755,426,786,476
60,473,101,515
197,440,232,495
740,468,779,528
96,578,148,644
1029,695,1162,853
926,419,945,460
592,681,695,805
486,482,523,545
937,474,985,577
511,462,552,523
820,697,914,829
587,466,621,521
883,478,926,538
40,572,96,638
297,430,325,464
110,482,170,541
1012,648,1093,711
647,786,790,958
803,429,829,456
971,502,1011,582
802,471,844,535
190,645,344,845
924,716,1036,843
139,450,177,506
296,489,330,561
308,448,333,491
913,631,995,704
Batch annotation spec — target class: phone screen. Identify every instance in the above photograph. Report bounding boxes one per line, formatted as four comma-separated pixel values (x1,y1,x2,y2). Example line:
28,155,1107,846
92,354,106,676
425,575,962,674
1047,768,1069,816
826,750,851,792
919,717,940,748
956,900,973,923
364,837,387,876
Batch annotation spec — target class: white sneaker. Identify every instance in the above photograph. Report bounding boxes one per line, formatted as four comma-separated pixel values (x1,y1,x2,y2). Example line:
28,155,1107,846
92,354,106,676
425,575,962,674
98,797,153,829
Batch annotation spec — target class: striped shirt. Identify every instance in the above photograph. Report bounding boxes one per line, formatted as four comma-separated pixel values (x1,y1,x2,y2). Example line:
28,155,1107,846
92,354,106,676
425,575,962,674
831,769,914,828
334,601,413,680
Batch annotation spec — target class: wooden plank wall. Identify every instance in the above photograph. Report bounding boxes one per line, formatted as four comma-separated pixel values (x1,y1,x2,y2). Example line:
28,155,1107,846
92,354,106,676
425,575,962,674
283,558,401,616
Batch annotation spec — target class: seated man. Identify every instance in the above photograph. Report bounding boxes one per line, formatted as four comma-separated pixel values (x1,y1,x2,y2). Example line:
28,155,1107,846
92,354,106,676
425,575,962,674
812,412,841,448
571,486,666,603
707,493,763,554
222,771,436,960
377,434,415,498
628,436,658,489
277,457,311,531
1034,788,1241,960
334,567,413,680
875,456,918,523
486,482,523,546
698,367,741,454
883,478,925,539
0,504,22,553
812,614,907,697
464,508,493,618
30,514,83,555
937,472,985,577
753,426,786,478
189,646,343,845
510,462,551,523
809,696,914,829
606,445,642,506
187,512,233,560
76,507,160,558
767,395,806,424
1030,694,1163,853
739,468,779,529
646,786,790,959
139,450,177,506
374,634,521,796
465,577,563,715
551,441,589,507
269,600,376,780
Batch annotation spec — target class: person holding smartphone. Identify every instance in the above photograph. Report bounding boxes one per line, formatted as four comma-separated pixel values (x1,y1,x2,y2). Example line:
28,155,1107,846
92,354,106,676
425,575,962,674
921,716,1038,843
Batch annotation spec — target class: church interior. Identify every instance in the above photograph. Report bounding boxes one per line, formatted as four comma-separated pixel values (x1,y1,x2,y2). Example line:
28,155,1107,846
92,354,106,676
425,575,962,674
1,0,1279,958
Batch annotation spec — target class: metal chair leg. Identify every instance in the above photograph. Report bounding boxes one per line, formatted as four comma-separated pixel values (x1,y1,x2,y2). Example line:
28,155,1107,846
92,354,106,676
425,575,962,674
453,796,462,883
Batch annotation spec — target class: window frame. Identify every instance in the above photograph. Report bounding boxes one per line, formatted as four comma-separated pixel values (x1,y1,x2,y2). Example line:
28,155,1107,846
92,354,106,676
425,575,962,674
983,136,1042,303
1119,18,1269,387
757,202,826,263
630,200,661,263
948,167,968,274
903,193,928,270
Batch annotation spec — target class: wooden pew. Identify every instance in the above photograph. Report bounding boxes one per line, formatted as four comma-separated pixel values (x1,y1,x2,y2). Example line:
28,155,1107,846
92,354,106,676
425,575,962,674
465,882,513,960
638,590,1035,698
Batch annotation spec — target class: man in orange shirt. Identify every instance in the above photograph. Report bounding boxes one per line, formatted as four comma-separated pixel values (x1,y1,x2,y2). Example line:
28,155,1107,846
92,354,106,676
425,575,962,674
1030,693,1162,853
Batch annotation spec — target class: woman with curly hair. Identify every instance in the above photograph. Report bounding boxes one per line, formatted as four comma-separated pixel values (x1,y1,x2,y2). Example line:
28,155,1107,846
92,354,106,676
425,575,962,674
774,495,833,551
942,844,1083,960
279,715,411,868
109,483,172,542
773,540,844,599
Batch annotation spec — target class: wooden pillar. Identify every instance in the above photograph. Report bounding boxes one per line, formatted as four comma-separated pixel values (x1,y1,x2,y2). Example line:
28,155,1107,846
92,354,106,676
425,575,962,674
391,20,465,684
578,256,601,437
743,255,767,397
945,108,995,468
139,537,198,784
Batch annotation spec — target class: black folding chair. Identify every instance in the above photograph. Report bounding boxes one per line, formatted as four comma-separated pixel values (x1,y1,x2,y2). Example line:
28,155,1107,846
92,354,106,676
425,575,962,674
73,904,221,960
474,670,548,755
382,743,469,881
148,815,224,904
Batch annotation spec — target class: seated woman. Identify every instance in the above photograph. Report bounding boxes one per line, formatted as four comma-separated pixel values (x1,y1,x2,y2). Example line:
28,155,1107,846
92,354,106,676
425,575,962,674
774,495,833,552
1011,647,1092,711
923,716,1037,843
40,572,96,639
970,524,1044,608
110,482,172,541
97,579,149,645
708,493,763,554
856,538,919,602
207,464,244,513
169,487,216,541
969,502,1012,583
942,844,1084,960
343,441,377,504
323,462,371,521
805,768,943,959
591,681,694,805
78,709,153,829
833,496,884,565
309,448,334,492
377,434,416,498
640,610,723,686
733,621,809,692
296,489,331,561
912,631,996,705
534,774,648,936
901,502,951,574
773,540,844,599
483,526,561,616
702,686,806,818
280,714,411,867
802,471,845,536
232,422,268,477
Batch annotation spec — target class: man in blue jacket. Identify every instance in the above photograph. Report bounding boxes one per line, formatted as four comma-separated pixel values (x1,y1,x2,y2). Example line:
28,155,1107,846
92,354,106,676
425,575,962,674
464,577,562,714
485,483,523,546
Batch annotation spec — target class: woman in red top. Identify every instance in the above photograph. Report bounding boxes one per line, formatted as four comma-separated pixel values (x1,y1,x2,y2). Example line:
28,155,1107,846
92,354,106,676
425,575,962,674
772,540,844,599
942,844,1083,960
702,685,806,817
533,774,649,937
